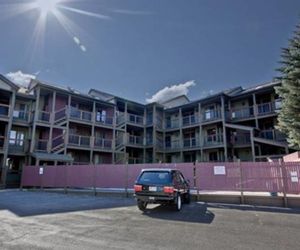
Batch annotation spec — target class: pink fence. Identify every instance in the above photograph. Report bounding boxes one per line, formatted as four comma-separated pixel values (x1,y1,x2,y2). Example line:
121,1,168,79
21,162,300,194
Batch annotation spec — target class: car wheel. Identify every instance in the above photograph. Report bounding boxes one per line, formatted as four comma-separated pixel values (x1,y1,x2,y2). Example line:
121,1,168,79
175,194,182,211
184,191,191,204
137,200,147,211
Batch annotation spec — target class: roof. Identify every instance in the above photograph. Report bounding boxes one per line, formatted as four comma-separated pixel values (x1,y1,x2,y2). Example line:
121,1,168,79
29,79,115,107
31,152,74,162
0,74,20,91
229,81,280,97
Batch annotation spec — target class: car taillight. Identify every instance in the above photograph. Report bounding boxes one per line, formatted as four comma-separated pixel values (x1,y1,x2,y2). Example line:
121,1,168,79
134,185,142,192
163,186,174,193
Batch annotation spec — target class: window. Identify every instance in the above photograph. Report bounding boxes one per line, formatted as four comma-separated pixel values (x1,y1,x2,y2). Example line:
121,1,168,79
96,110,107,122
209,151,218,161
139,171,171,185
9,130,25,146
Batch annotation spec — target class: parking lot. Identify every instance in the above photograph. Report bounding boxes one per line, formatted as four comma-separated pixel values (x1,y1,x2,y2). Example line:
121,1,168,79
0,190,300,250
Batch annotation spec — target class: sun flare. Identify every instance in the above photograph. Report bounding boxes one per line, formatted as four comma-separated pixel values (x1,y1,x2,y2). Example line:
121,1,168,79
35,0,61,15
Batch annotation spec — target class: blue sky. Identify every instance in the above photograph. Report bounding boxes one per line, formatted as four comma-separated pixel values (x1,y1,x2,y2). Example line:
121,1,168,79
0,0,299,103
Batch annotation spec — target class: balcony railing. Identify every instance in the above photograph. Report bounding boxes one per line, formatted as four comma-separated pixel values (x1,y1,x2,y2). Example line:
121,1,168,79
68,134,91,147
128,157,144,164
9,138,28,153
69,107,92,122
127,135,144,146
259,129,286,142
95,116,114,126
35,139,48,152
0,103,9,117
37,111,51,123
203,134,224,147
257,100,281,116
228,106,254,120
94,137,113,150
165,118,180,129
183,138,200,148
13,110,29,122
182,115,199,127
165,140,181,150
127,113,144,125
231,133,251,145
202,109,221,122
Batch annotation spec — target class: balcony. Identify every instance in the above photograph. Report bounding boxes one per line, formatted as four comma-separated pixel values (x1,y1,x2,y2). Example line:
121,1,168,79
69,107,92,122
257,100,281,116
68,134,91,148
227,106,254,120
9,138,28,153
127,135,144,146
13,110,29,122
182,115,199,127
94,137,113,150
35,139,48,152
259,129,286,142
203,134,224,147
183,138,200,148
165,140,181,151
0,103,9,118
37,111,51,123
202,109,221,122
165,118,180,129
95,115,114,126
128,157,144,164
127,113,144,125
230,133,251,146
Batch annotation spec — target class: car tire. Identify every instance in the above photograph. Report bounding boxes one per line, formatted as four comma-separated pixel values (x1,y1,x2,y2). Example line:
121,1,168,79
184,191,191,204
175,194,182,211
137,200,147,211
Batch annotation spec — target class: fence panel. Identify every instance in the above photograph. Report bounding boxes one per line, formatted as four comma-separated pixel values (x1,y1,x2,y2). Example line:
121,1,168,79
21,166,41,187
95,164,126,188
66,165,94,188
284,162,300,194
241,162,283,192
196,163,242,191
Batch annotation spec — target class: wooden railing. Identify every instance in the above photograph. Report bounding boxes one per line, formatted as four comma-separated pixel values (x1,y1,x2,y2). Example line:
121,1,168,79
203,134,224,146
0,103,9,117
94,137,113,150
127,113,144,125
68,134,91,147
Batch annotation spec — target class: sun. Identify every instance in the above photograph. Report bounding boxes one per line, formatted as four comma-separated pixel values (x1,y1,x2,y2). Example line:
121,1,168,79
35,0,61,15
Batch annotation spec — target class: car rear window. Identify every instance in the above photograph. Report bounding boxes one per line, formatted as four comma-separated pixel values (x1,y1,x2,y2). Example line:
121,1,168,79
138,171,171,185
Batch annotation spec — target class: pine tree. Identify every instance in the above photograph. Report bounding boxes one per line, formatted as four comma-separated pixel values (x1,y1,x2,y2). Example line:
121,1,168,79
275,24,300,150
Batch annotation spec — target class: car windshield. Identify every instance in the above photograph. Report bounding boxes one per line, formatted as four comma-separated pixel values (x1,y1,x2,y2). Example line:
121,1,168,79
138,171,171,185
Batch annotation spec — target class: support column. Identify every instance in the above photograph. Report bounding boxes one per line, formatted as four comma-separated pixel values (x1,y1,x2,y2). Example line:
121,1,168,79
112,105,116,163
48,91,56,152
252,93,259,129
179,108,183,162
64,94,71,155
250,129,255,162
1,91,16,187
221,96,228,161
199,103,203,162
30,87,40,153
90,101,96,164
152,105,157,163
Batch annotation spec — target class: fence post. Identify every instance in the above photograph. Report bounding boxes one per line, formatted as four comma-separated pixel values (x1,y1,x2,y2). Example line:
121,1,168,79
64,165,68,194
125,160,129,198
279,159,288,208
193,160,199,201
93,164,97,196
239,160,245,204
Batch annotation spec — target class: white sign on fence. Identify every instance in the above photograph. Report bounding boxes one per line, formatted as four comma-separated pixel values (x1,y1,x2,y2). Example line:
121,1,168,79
214,166,226,175
291,171,298,183
39,167,44,175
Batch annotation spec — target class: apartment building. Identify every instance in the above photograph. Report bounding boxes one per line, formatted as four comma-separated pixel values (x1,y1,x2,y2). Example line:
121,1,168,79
0,74,290,187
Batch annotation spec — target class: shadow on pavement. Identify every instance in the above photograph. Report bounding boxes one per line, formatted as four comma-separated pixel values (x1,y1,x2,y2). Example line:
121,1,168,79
141,202,215,224
205,202,300,215
0,190,136,217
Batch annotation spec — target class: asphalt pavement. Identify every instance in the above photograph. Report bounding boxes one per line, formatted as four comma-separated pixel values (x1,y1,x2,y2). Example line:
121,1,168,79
0,190,300,250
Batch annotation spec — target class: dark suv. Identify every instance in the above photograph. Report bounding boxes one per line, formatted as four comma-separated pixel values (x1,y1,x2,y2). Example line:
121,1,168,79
134,169,190,211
